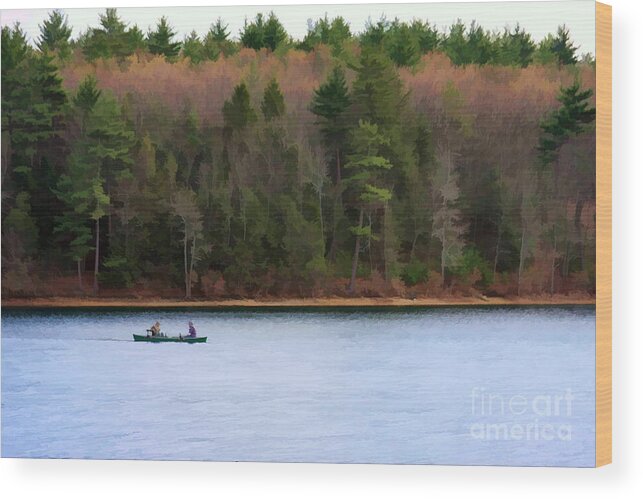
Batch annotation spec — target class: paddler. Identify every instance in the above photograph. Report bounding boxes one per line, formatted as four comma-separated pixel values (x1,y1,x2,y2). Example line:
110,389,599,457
148,321,161,337
187,321,197,338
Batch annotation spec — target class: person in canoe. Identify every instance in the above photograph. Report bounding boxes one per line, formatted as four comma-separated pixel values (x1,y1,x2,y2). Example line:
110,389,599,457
148,321,161,337
187,321,197,338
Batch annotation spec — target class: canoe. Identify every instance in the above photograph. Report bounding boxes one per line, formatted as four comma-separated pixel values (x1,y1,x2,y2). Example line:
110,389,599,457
133,334,207,343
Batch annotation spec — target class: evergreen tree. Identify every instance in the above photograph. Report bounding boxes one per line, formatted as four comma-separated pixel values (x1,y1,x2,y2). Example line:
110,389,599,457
299,15,351,56
223,83,257,130
204,18,237,60
261,79,286,121
57,78,134,294
345,121,393,292
147,16,181,60
494,24,535,67
386,21,421,67
442,20,469,66
4,192,39,258
2,24,68,253
240,14,265,50
37,10,73,61
466,21,494,65
352,47,407,128
311,66,351,184
182,31,205,65
209,18,230,42
311,66,351,259
81,8,140,62
1,24,32,183
240,12,287,51
360,17,389,49
264,12,288,51
409,20,440,54
73,74,101,131
551,25,578,66
538,81,596,167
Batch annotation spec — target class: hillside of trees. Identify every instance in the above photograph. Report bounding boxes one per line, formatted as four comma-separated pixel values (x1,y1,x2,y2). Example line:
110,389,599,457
1,10,596,300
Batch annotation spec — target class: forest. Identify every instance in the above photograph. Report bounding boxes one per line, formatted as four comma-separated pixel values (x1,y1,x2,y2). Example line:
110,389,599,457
1,9,597,300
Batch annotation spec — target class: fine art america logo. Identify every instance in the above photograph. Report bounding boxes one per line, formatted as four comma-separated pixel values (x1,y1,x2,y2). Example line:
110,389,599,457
469,388,574,441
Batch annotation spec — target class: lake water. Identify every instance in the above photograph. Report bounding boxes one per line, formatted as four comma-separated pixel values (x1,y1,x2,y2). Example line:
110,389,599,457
1,306,595,466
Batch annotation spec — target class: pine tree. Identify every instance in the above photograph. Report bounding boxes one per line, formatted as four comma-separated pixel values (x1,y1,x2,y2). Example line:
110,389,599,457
345,120,393,292
73,74,102,132
352,47,406,129
551,25,578,66
263,12,288,51
1,24,32,183
299,15,351,56
147,17,181,60
81,8,136,62
442,20,469,66
2,24,68,253
182,31,205,65
223,83,257,131
57,77,134,294
466,21,494,65
261,79,285,121
4,192,39,258
37,10,73,60
311,66,351,183
409,20,440,54
494,24,535,67
538,81,596,167
240,12,287,51
386,21,421,67
240,14,265,50
202,19,233,60
311,65,351,259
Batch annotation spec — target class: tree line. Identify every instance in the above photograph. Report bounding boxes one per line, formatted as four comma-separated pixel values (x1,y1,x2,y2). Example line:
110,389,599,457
1,10,596,299
25,9,589,68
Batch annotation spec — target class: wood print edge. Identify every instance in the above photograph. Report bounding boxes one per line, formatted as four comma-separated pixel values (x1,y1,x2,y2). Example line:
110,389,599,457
595,1,612,467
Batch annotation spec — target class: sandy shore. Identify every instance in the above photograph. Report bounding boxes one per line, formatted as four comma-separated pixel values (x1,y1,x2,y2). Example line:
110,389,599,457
2,295,595,308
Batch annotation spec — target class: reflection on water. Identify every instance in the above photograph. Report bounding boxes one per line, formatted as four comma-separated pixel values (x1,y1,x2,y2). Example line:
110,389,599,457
1,306,595,466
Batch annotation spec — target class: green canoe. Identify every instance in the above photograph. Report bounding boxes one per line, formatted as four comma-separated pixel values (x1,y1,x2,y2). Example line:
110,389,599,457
133,334,207,343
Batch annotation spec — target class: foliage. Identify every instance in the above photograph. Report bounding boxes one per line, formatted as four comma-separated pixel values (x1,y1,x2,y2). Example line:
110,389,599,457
539,81,596,167
223,83,257,130
240,12,288,51
454,247,493,287
261,78,285,121
401,258,429,286
0,10,597,299
37,10,73,61
147,16,181,61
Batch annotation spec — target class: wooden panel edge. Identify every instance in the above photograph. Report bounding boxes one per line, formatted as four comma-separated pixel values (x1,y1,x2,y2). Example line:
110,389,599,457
595,1,612,467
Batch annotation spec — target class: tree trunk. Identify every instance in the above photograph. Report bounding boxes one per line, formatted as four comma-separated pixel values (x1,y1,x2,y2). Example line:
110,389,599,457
318,189,324,248
493,224,502,283
189,233,197,298
349,208,364,294
93,218,100,295
183,230,189,299
518,226,526,295
328,146,343,262
440,221,447,284
550,232,557,295
77,259,83,292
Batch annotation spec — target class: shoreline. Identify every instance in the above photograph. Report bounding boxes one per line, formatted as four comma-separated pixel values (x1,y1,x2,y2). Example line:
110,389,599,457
1,296,596,308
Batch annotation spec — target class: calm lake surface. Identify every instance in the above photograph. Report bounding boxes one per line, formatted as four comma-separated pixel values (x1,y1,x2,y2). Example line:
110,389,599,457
1,306,595,466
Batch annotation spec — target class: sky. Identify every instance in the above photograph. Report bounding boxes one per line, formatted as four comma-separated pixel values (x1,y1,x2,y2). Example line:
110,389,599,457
0,1,596,54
